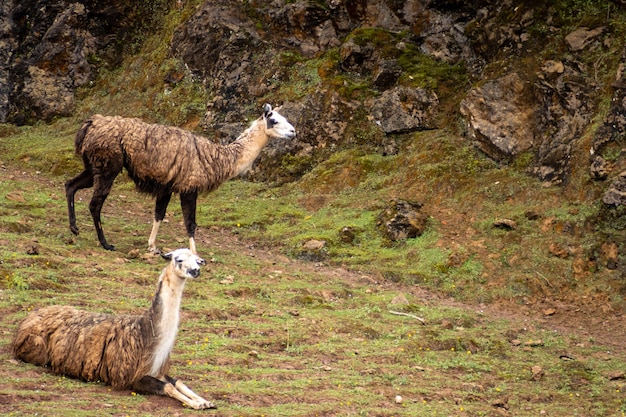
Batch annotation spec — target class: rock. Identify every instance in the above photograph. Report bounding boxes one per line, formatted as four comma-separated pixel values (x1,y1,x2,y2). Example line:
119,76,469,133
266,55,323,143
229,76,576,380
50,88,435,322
600,241,619,270
126,249,141,259
493,218,517,230
303,239,326,250
391,293,409,305
590,155,610,180
491,398,509,409
603,171,626,206
369,87,439,134
339,38,375,73
549,242,569,259
339,226,357,244
372,60,402,91
531,365,545,381
525,339,544,347
541,60,565,77
543,308,556,316
418,9,476,65
460,73,534,161
377,199,428,241
297,239,328,262
525,211,541,221
26,243,39,255
219,275,235,285
565,27,605,52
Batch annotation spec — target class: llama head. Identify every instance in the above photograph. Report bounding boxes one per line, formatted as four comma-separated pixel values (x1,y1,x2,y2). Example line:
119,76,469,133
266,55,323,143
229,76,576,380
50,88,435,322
162,248,206,279
262,103,296,139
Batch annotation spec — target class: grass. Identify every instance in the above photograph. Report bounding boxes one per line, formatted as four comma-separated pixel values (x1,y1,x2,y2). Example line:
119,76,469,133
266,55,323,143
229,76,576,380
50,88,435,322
1,121,626,416
2,0,626,413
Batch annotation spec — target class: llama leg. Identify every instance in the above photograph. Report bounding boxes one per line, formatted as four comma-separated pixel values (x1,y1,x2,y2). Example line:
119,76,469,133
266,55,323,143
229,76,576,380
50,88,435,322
132,375,216,410
65,168,94,235
180,191,198,254
89,173,118,251
148,193,172,253
171,377,216,409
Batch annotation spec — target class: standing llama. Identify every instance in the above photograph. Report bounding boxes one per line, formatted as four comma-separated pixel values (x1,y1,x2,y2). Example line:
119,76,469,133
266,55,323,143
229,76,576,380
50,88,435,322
12,248,215,410
65,104,296,253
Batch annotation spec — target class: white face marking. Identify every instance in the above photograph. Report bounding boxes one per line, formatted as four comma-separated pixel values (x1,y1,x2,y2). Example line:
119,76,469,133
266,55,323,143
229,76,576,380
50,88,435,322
166,248,206,279
265,109,296,139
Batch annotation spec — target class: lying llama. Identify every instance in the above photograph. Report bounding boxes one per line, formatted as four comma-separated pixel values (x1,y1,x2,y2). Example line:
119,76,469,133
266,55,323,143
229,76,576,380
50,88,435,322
12,248,215,410
65,103,296,253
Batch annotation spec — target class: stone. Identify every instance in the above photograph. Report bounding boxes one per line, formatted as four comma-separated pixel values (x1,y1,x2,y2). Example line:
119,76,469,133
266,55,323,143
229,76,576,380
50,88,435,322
565,27,605,52
372,60,402,91
369,87,439,134
542,60,565,76
377,199,427,241
493,218,517,230
603,172,626,206
460,73,534,161
590,155,610,180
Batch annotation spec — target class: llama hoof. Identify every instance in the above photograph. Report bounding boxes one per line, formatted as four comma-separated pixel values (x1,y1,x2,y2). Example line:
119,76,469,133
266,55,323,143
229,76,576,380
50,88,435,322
70,226,80,236
103,243,116,251
201,401,217,410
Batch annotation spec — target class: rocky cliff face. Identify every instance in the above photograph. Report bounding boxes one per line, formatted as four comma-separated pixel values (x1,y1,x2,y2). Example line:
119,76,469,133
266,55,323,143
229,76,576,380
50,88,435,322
2,0,626,210
1,0,171,124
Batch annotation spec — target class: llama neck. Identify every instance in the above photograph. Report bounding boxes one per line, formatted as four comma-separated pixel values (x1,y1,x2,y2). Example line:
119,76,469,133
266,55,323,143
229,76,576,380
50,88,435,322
148,267,186,376
229,120,269,177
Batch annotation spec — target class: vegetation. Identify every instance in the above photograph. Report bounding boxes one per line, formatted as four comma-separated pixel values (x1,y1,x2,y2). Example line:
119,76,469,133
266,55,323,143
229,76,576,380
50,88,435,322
1,0,625,415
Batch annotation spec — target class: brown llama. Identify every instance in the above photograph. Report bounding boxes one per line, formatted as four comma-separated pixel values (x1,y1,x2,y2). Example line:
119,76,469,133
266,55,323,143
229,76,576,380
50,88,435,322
12,248,215,410
65,104,296,253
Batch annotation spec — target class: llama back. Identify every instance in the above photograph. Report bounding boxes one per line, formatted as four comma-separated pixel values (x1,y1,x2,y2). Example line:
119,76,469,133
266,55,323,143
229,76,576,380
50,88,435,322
12,305,156,389
78,115,234,194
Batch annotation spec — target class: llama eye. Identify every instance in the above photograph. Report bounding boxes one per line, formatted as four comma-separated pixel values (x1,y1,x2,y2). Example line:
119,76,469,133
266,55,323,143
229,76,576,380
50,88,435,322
267,118,277,128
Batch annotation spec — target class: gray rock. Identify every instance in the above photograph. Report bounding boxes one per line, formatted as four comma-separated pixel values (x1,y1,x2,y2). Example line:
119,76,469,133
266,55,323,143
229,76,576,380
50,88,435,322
369,87,439,134
377,199,427,241
590,155,609,181
372,60,402,91
603,172,626,206
460,73,534,161
565,27,605,52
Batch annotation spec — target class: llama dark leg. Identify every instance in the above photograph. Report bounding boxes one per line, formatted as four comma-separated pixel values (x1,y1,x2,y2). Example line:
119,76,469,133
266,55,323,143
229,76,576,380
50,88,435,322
132,375,216,409
148,192,172,253
89,173,118,251
65,168,94,235
180,191,198,254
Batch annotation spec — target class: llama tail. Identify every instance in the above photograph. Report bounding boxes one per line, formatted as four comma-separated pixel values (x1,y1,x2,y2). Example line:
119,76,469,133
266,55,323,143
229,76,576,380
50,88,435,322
74,118,94,155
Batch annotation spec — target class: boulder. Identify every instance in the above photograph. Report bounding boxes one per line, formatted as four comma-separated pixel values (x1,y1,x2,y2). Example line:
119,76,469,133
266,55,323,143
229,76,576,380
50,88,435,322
369,86,439,134
377,199,428,241
460,72,534,161
8,3,96,123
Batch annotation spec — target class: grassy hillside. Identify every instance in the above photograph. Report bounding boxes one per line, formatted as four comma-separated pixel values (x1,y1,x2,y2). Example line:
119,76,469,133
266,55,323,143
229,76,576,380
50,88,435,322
1,1,626,415
1,127,626,416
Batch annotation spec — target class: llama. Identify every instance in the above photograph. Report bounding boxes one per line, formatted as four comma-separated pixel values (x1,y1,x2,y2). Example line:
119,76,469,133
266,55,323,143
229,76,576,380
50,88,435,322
65,103,296,253
12,248,215,410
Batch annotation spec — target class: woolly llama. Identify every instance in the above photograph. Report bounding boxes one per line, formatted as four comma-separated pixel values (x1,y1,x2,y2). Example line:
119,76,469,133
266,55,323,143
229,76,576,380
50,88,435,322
12,248,215,410
65,103,296,253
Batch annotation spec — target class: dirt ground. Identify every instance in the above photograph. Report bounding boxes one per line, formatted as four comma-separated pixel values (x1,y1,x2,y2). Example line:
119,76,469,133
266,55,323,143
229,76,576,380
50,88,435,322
2,166,626,416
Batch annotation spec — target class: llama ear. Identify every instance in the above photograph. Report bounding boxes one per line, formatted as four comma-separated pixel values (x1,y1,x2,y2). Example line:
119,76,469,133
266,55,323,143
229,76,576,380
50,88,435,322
161,251,173,261
263,103,272,117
